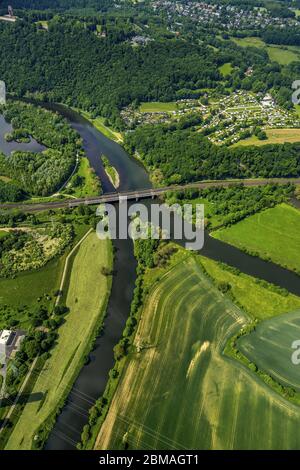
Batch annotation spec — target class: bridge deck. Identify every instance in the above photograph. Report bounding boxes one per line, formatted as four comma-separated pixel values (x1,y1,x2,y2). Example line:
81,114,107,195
0,178,299,212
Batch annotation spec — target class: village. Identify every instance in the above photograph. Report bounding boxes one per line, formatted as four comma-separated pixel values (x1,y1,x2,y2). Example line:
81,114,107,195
152,1,300,31
121,90,300,146
202,90,300,145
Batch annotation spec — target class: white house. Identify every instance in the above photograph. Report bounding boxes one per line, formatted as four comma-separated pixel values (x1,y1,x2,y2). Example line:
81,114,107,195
0,330,13,365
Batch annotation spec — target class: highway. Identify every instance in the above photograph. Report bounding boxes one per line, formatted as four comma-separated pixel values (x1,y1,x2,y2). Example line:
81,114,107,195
1,177,300,212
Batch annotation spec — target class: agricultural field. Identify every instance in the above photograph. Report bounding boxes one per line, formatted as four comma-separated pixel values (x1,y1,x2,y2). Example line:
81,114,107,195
96,256,300,450
199,257,300,320
238,310,300,391
4,232,113,450
65,157,101,198
139,102,178,113
234,128,300,146
212,203,300,273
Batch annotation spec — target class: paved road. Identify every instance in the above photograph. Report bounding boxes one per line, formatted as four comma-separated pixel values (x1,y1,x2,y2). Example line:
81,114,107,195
1,178,300,212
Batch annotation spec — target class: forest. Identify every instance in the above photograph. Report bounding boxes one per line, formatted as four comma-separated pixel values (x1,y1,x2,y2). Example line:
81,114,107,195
0,19,228,129
0,101,80,197
125,124,300,184
164,183,295,227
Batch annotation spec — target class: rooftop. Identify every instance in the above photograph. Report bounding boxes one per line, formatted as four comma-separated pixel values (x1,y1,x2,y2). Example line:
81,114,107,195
0,330,13,345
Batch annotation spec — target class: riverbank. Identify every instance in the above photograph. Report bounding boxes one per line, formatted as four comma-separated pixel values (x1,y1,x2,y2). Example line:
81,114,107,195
4,233,113,450
72,108,123,144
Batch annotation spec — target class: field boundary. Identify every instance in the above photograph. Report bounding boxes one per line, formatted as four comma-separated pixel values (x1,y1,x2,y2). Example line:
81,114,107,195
55,227,93,307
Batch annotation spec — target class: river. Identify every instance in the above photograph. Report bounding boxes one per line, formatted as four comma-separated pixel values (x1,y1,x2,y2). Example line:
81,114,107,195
0,114,45,155
1,104,300,449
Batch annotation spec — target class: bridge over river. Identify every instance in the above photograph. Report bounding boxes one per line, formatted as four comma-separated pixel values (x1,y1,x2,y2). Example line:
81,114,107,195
0,177,300,212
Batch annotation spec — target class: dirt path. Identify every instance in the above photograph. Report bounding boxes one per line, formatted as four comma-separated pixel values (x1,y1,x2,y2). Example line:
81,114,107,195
55,228,93,307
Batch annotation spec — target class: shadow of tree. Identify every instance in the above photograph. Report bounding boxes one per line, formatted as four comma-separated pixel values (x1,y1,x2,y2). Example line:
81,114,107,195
0,391,43,408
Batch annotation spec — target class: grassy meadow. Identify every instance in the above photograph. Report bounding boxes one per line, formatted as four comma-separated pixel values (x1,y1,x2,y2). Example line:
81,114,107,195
231,36,300,64
212,203,300,273
199,257,300,320
219,62,233,76
232,36,266,48
74,108,123,143
234,128,300,146
238,310,300,391
96,256,300,450
5,233,113,450
139,102,177,113
70,157,101,197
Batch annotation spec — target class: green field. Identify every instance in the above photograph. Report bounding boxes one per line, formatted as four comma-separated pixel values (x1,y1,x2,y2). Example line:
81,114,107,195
101,156,120,189
96,256,300,450
219,62,233,77
199,257,300,320
5,232,113,450
139,102,177,113
267,46,299,65
70,157,101,197
232,37,300,64
213,203,300,273
234,128,300,146
238,310,300,391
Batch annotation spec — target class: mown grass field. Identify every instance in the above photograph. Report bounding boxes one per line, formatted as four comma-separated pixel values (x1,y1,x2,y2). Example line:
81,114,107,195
199,257,300,320
96,256,300,450
5,233,113,450
234,128,300,146
213,203,300,273
238,310,300,391
139,102,177,113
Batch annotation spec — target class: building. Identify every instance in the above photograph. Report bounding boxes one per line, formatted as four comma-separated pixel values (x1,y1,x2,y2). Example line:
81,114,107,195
0,330,13,365
0,80,6,105
0,329,24,366
261,93,274,108
0,5,17,23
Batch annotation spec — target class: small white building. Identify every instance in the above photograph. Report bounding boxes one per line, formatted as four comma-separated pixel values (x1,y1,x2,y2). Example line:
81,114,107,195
261,94,274,108
0,330,13,365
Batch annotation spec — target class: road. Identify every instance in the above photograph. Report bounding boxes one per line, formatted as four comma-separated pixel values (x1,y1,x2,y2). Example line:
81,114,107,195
1,177,300,212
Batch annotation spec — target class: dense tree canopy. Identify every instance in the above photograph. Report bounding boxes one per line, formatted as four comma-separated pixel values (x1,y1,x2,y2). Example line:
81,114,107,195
126,124,300,184
0,101,80,197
